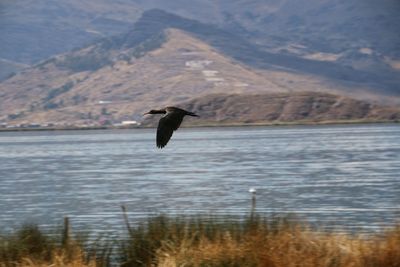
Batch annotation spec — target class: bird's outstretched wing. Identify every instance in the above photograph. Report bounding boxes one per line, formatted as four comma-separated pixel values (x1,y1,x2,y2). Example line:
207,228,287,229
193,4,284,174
156,112,184,148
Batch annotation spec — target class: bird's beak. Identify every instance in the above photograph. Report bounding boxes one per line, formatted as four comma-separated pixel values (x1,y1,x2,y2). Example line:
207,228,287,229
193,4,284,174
143,112,149,116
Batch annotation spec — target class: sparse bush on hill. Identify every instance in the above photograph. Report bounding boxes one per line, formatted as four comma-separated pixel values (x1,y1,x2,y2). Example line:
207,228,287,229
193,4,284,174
52,30,166,74
7,112,25,120
128,32,166,60
56,53,112,73
41,81,74,110
45,81,74,101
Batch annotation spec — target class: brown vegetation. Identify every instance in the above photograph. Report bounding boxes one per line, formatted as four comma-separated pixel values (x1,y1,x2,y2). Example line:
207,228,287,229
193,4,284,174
1,215,399,267
142,92,400,127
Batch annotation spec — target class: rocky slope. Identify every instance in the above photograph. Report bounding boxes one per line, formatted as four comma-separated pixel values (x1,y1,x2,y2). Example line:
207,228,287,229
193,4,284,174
0,29,286,125
142,92,400,127
133,1,400,90
0,10,399,127
1,1,399,92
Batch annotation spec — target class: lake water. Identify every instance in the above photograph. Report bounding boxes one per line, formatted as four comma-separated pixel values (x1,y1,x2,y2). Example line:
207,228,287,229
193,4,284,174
0,124,399,234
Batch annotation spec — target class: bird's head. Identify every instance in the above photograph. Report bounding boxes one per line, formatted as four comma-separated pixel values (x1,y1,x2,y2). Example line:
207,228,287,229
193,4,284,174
143,109,166,115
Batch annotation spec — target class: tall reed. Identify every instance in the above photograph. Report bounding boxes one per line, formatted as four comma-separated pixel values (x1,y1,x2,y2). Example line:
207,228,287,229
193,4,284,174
1,215,399,267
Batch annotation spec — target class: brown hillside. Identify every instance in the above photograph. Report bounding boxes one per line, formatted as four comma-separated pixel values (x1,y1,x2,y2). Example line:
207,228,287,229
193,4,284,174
0,28,398,127
0,29,288,125
143,92,400,127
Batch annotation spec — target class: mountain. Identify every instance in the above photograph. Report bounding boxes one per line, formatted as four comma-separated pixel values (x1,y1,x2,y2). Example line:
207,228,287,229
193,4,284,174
119,9,400,96
0,14,397,125
0,8,399,127
0,27,287,125
148,0,400,58
0,0,141,79
1,0,399,88
131,1,400,89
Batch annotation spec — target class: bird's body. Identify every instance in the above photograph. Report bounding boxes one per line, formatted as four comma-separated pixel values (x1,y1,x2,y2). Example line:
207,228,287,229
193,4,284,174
144,107,199,148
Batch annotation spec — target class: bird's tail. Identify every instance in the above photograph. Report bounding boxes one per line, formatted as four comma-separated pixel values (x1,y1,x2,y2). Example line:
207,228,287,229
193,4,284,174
186,111,199,117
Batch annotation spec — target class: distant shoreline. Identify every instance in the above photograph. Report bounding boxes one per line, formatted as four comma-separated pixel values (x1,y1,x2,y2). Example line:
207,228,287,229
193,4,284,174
0,119,398,132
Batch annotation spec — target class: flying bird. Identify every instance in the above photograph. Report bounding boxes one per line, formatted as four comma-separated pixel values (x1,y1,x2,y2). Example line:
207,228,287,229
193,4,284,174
143,106,199,148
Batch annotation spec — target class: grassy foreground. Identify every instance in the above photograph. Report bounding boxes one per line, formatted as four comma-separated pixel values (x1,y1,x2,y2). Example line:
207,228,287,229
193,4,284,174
1,215,399,267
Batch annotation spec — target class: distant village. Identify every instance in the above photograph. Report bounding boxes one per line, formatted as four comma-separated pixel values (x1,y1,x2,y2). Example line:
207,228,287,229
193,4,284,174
0,99,144,130
0,119,142,130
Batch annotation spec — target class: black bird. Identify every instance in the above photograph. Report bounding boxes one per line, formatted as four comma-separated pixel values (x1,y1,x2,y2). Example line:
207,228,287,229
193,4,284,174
143,106,199,148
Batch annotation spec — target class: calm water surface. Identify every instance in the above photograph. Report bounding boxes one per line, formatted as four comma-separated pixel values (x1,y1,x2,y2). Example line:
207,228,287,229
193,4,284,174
0,124,399,233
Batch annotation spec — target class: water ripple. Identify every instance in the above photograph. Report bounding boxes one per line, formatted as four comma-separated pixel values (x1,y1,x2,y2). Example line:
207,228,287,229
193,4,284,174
0,124,399,233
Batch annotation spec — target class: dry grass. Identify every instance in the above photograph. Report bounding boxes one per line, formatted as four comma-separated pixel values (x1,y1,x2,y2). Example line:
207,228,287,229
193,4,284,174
133,216,400,267
0,224,108,267
14,248,96,267
1,216,400,267
155,224,400,267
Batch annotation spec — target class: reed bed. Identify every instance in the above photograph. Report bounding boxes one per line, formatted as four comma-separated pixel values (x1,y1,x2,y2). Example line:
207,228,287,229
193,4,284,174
1,215,399,267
